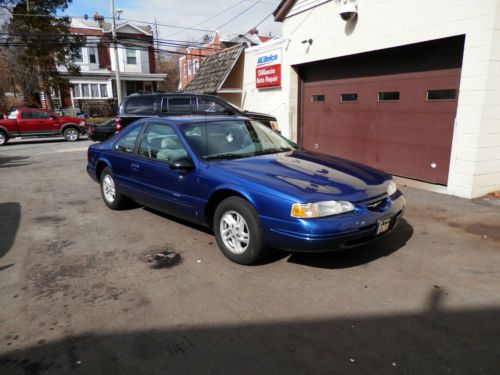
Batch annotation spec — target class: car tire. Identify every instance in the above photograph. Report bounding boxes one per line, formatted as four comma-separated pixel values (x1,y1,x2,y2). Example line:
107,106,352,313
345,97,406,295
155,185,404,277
0,130,8,146
100,167,126,210
63,127,80,142
214,196,267,265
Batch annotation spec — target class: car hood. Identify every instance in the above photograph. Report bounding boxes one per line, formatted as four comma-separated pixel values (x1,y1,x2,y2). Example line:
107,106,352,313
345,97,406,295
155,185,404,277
209,149,391,203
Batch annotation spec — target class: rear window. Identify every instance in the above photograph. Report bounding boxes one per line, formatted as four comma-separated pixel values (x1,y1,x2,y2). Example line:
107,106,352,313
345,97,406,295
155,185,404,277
124,96,155,114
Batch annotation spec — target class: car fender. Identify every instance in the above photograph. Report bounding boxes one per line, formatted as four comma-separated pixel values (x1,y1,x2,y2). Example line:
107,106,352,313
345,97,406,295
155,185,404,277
209,183,257,208
0,125,11,136
60,123,81,134
94,156,113,181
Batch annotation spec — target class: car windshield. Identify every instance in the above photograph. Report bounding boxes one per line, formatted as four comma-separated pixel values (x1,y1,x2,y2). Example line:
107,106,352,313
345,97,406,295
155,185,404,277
180,120,296,160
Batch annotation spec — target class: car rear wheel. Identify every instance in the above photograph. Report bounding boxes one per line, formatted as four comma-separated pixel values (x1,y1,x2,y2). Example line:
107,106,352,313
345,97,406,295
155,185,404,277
214,197,266,265
100,168,126,210
0,130,8,146
63,127,80,142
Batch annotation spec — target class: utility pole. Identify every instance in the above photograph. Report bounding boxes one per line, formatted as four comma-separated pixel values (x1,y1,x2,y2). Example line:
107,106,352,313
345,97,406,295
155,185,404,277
110,0,122,105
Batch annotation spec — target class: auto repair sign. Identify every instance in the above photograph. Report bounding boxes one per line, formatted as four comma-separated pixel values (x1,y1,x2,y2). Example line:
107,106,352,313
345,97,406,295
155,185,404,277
256,49,281,89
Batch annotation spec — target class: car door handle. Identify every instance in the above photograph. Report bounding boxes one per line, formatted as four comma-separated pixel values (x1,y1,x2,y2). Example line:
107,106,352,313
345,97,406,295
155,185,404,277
131,163,140,171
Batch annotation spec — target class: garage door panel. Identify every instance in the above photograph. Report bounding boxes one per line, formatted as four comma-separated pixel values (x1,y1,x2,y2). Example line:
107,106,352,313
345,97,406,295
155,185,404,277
302,68,461,184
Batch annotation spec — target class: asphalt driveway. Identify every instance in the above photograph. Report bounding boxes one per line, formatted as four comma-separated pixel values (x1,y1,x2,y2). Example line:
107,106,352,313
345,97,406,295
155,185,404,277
0,139,499,374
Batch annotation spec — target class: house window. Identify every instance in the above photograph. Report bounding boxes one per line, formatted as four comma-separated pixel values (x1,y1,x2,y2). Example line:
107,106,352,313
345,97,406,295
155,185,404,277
340,93,358,102
126,49,137,65
193,59,200,73
88,47,97,64
311,95,325,103
81,84,90,97
70,46,83,63
427,89,457,101
378,91,400,101
188,60,193,75
71,84,81,98
91,84,99,98
100,84,108,98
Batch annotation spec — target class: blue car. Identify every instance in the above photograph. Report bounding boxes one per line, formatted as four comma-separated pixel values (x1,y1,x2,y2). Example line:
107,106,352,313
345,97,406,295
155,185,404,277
87,116,406,265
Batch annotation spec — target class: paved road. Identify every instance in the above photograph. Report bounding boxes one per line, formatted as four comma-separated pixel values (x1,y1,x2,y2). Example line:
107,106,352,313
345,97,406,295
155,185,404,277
1,138,499,374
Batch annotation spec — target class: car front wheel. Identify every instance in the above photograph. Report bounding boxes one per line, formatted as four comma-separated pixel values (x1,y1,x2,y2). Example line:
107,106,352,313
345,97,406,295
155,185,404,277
214,197,266,265
63,127,80,142
100,168,126,210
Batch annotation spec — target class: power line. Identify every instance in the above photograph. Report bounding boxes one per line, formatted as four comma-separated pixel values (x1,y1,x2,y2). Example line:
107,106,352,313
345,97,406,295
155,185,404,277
165,0,247,38
211,0,264,31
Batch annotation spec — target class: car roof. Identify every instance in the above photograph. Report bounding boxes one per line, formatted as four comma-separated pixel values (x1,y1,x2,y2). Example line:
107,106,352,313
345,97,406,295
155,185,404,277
144,115,250,125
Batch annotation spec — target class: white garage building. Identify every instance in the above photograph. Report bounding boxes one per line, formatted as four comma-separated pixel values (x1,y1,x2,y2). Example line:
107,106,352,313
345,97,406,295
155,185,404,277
243,0,500,198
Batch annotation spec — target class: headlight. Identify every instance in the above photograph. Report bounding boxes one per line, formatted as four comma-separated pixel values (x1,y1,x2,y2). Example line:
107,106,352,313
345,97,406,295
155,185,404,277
291,201,355,218
387,180,397,197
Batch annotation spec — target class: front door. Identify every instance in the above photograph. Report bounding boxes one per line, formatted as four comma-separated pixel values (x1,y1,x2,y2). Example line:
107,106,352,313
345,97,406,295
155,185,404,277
61,87,73,107
130,122,199,222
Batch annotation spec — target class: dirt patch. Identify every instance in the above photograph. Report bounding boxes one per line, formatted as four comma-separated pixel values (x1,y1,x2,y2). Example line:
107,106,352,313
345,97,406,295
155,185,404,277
33,215,66,224
447,222,500,242
141,245,182,269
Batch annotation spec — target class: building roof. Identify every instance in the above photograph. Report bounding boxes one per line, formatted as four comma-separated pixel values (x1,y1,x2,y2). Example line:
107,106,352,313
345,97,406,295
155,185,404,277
273,0,297,22
72,19,152,35
186,45,244,94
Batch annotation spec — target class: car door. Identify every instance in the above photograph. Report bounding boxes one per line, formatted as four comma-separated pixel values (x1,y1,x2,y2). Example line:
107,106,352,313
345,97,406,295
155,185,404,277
109,125,144,196
18,110,43,134
130,122,200,222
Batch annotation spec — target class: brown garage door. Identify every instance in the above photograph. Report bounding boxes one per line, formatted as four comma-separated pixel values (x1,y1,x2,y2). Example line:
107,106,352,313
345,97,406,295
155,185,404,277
301,68,460,184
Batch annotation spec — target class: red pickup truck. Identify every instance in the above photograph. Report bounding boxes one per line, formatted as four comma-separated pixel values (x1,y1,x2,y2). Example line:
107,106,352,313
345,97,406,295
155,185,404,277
0,108,87,146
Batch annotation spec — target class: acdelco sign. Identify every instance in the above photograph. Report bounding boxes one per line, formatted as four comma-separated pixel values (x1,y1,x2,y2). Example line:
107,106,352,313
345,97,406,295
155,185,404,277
256,49,282,89
257,53,279,66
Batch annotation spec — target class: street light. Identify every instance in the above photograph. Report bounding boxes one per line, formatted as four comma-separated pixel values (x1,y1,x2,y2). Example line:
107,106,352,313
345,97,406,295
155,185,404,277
110,0,123,105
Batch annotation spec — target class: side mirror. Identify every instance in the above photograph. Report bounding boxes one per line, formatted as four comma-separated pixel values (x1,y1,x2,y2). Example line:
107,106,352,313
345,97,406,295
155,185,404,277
170,156,195,170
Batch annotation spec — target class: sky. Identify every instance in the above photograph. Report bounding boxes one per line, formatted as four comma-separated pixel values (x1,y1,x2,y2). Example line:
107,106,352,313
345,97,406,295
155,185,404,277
64,0,283,45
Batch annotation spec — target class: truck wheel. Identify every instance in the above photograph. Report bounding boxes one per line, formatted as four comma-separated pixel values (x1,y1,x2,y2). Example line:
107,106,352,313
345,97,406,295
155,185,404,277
0,130,8,146
63,127,80,142
213,197,267,265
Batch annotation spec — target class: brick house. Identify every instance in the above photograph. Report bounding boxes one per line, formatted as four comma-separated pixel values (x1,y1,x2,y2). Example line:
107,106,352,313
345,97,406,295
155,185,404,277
51,13,166,116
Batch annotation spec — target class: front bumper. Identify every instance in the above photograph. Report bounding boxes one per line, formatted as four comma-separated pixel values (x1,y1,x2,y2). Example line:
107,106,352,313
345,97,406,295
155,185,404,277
261,193,406,252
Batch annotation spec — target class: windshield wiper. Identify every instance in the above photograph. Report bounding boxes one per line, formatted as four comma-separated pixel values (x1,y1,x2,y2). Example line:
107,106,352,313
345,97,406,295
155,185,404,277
253,147,293,155
203,153,250,161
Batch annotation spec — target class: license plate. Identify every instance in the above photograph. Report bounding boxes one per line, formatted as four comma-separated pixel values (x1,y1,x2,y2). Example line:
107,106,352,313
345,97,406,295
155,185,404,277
376,217,392,235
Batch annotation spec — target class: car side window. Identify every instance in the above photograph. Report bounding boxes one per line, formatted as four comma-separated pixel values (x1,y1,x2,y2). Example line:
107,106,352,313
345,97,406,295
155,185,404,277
32,110,52,119
114,126,141,153
138,123,188,162
21,111,33,119
161,97,193,114
125,97,155,114
197,98,228,114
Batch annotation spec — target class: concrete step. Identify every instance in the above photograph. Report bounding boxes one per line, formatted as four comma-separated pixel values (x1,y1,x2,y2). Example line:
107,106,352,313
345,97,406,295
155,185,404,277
62,107,76,116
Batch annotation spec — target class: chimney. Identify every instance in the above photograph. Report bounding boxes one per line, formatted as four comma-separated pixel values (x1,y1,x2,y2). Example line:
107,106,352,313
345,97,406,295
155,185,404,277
93,12,105,28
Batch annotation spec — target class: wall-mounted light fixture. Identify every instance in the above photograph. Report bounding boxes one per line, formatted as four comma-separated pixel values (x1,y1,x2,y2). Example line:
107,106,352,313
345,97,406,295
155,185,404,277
336,0,358,21
301,39,313,46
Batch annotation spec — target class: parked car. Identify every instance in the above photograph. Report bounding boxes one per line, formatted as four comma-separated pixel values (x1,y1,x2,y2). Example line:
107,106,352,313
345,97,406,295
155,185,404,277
91,93,279,142
88,118,115,142
87,116,405,265
0,108,87,146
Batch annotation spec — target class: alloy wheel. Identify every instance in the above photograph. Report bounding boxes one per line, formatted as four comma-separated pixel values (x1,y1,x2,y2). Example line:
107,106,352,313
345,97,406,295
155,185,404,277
220,210,250,254
102,175,116,203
